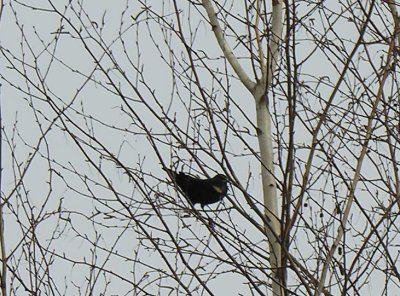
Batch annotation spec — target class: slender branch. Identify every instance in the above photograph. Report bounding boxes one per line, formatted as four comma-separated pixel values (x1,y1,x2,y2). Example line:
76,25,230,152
264,0,283,91
316,12,398,294
0,0,4,25
255,0,266,81
0,2,5,293
284,1,374,244
0,84,6,296
202,0,256,93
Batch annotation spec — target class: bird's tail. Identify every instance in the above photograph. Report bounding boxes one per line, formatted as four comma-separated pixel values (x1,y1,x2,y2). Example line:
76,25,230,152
163,167,178,181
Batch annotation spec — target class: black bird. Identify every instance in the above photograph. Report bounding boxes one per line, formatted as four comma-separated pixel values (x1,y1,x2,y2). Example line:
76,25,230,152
164,168,228,209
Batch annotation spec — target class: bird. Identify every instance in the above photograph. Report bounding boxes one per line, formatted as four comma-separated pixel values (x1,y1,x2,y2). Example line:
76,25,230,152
164,168,228,209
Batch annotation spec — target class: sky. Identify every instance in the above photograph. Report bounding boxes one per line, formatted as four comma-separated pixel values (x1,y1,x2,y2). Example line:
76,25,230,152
1,0,399,295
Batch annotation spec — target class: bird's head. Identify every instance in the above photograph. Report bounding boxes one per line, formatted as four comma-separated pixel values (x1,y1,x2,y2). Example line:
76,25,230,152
213,174,228,182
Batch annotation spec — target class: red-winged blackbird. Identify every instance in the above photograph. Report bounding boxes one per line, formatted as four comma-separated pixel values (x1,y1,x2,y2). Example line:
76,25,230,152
164,168,228,209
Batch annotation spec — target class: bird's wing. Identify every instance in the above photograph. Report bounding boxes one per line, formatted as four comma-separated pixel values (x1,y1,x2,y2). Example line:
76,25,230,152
211,184,225,193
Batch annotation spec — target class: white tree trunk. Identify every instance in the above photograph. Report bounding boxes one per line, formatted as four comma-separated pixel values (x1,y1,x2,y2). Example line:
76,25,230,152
203,0,284,294
256,94,283,296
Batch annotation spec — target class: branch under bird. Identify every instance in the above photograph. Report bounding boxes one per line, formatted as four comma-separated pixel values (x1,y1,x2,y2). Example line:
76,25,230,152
164,168,228,209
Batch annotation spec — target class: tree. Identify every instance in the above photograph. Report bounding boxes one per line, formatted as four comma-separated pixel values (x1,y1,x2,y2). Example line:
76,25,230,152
1,0,400,295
